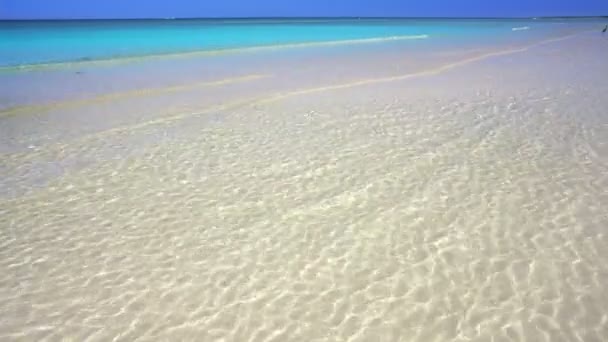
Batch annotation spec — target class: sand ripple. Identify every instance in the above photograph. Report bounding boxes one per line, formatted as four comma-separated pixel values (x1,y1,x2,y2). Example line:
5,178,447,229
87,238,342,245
1,34,608,341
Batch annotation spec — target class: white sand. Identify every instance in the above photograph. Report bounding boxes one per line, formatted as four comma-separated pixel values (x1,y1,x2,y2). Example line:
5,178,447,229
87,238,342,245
1,33,608,341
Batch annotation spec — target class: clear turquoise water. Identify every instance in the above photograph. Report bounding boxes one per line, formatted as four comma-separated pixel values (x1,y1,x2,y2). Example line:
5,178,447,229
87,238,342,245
0,18,604,68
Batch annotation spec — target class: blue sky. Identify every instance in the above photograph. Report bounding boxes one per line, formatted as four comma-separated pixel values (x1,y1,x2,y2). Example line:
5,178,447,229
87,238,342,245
2,0,608,19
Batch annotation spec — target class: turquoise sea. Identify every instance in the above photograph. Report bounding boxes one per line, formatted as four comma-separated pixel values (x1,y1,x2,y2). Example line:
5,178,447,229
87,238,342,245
0,18,605,68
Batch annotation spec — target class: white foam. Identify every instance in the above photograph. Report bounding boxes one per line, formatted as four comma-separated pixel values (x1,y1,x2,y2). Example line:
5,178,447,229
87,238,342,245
512,26,531,31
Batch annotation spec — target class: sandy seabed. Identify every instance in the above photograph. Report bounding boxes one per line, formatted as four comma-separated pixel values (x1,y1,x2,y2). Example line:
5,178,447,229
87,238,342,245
1,33,608,341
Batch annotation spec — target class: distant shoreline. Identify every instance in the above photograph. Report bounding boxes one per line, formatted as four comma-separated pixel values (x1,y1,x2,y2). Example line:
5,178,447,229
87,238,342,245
1,16,607,22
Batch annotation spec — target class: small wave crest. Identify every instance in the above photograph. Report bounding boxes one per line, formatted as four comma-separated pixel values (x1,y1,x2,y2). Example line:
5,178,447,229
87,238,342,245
512,26,530,31
1,34,430,73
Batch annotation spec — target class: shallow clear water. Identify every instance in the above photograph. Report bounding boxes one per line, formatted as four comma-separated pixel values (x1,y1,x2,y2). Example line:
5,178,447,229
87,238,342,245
1,18,608,342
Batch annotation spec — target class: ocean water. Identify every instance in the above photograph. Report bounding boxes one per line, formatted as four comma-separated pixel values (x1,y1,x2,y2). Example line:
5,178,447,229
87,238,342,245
2,18,608,341
0,18,604,68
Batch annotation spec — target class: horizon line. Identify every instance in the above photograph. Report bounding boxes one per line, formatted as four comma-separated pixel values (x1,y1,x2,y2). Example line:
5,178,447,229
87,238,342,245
2,15,608,21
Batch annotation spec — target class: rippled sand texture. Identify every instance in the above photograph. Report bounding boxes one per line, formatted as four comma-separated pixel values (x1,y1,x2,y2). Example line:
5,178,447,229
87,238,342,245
2,34,608,341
